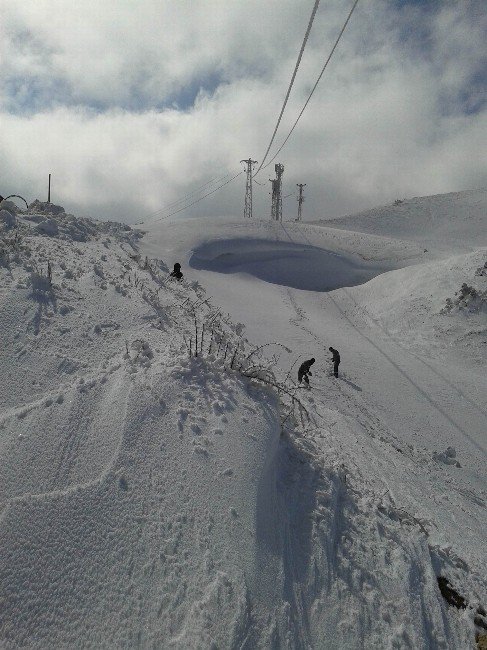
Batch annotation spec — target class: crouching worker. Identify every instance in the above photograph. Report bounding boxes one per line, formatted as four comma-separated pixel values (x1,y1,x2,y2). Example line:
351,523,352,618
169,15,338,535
170,262,183,280
329,347,340,378
298,358,315,386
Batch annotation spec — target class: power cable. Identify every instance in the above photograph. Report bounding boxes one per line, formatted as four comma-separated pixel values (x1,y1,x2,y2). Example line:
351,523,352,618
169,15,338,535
147,170,244,223
254,0,322,176
262,0,360,171
132,171,236,224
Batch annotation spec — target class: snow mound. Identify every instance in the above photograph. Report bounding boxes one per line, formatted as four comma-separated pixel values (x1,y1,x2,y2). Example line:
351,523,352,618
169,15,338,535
28,199,66,216
34,217,59,236
0,209,16,228
343,249,487,364
0,208,290,647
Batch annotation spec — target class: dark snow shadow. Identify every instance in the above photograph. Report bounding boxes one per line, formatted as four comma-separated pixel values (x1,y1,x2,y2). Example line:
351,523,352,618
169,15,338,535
29,283,57,335
190,238,396,292
254,433,316,630
338,376,362,391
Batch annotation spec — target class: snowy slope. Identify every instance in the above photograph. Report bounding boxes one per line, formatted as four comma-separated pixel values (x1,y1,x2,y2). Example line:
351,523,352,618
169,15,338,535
1,191,486,649
314,190,487,254
140,189,487,647
0,204,281,648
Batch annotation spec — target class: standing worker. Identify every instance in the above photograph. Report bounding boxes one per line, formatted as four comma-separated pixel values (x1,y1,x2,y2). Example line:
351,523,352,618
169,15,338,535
298,358,315,386
329,347,340,378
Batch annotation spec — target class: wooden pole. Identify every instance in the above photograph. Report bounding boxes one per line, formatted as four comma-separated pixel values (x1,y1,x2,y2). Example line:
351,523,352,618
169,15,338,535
48,174,51,203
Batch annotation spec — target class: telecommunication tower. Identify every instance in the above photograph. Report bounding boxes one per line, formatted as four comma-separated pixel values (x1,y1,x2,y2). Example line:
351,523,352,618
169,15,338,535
296,183,306,221
269,163,284,221
240,158,257,218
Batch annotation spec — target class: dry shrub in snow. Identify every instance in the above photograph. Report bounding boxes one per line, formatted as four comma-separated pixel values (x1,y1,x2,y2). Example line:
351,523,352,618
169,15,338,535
442,282,487,314
475,261,487,277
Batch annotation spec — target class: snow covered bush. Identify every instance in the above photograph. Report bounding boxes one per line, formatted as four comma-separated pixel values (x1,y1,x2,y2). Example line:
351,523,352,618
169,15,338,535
442,283,487,314
0,230,27,266
475,261,487,277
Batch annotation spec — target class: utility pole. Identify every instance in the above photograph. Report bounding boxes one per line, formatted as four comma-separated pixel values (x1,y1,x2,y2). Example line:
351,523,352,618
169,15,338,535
269,163,284,221
240,159,257,218
296,183,306,221
48,173,51,203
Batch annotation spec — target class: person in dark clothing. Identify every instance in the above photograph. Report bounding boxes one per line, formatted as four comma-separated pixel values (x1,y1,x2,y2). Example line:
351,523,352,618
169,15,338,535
298,358,315,385
170,262,183,280
329,347,340,377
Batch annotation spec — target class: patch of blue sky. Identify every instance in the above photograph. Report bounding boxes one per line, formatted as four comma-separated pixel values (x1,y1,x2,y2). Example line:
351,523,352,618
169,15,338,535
391,0,442,9
455,69,487,117
4,69,228,116
3,75,72,115
159,71,226,111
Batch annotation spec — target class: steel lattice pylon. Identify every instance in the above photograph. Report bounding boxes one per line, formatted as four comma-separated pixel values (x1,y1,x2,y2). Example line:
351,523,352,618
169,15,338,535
240,159,257,218
296,183,306,221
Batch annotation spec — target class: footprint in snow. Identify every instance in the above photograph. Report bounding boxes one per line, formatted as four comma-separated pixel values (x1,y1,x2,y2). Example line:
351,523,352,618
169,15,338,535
177,408,189,421
212,402,224,415
193,445,208,456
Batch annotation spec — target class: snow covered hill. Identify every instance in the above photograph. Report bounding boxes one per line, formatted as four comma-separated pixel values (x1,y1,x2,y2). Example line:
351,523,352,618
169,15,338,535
1,191,486,648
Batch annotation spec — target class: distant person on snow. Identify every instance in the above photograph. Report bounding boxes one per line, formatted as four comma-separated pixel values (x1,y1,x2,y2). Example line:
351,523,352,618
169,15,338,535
298,358,315,385
170,262,183,280
329,347,340,378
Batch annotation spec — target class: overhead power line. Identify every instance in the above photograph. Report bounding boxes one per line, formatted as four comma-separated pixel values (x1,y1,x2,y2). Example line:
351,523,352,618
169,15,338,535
263,0,360,171
148,170,244,223
133,171,236,224
255,0,322,176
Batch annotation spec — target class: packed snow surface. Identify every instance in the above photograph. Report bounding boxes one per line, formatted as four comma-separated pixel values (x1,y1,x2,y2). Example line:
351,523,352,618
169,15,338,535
1,190,486,648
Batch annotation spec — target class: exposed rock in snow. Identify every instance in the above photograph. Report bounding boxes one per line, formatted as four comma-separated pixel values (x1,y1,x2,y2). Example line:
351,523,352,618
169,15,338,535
433,446,461,467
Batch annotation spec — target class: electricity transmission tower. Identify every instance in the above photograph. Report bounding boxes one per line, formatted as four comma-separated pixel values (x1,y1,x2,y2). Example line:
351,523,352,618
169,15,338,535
296,183,306,221
240,158,258,218
269,163,284,221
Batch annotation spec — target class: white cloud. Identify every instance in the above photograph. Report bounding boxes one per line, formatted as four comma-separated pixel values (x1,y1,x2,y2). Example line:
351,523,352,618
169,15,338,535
0,0,485,222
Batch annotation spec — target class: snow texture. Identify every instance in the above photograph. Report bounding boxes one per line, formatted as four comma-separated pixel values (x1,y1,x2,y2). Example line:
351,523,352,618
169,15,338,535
1,190,487,648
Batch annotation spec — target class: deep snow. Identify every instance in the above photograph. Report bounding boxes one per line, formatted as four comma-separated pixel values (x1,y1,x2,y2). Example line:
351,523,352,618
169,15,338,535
190,238,395,292
1,190,486,648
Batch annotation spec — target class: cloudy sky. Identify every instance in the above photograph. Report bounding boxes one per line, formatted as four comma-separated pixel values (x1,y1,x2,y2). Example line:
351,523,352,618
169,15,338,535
1,0,486,224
